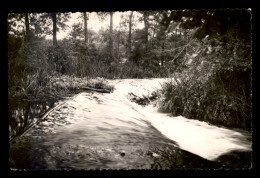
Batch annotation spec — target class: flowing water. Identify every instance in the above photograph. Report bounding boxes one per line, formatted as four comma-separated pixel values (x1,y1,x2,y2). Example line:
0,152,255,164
10,78,252,170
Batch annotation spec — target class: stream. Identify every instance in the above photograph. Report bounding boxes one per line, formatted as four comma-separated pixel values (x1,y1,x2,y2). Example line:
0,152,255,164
10,78,252,170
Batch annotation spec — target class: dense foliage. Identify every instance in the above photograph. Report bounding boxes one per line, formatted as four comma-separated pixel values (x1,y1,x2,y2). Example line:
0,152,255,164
157,9,251,130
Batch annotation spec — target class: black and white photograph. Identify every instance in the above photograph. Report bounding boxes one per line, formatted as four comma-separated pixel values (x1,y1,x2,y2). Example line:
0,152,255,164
8,9,252,170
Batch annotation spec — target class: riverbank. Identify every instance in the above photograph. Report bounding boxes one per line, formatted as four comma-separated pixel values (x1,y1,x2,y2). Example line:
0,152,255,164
9,75,114,143
110,78,252,161
9,78,252,170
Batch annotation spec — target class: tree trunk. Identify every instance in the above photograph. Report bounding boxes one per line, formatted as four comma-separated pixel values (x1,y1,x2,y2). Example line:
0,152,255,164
117,31,120,59
143,11,149,51
83,12,88,46
24,13,29,44
82,12,89,78
108,12,114,74
51,13,57,46
161,42,164,67
109,12,114,61
24,13,30,61
160,25,167,67
128,11,133,59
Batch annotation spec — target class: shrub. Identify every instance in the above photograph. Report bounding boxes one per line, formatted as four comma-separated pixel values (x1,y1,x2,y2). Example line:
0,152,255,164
157,56,251,131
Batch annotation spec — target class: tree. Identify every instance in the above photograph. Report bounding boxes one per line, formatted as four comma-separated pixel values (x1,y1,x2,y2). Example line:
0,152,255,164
68,21,89,77
70,23,84,40
36,13,70,73
116,21,122,60
29,13,51,39
142,11,149,51
130,11,167,69
39,13,70,46
97,11,114,74
24,13,30,43
79,12,89,78
83,12,88,46
161,10,251,48
128,11,134,59
8,13,31,139
8,13,25,38
109,12,114,62
51,13,57,46
157,9,252,130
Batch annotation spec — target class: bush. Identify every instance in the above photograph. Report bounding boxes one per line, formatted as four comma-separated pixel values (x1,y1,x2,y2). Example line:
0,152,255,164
47,45,71,74
157,56,251,131
117,60,166,79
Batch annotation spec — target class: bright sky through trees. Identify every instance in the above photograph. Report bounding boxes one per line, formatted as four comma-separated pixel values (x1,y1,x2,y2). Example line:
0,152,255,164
47,11,144,40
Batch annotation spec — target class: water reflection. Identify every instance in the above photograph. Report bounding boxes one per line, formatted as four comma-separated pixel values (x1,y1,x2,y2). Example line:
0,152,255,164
9,99,56,142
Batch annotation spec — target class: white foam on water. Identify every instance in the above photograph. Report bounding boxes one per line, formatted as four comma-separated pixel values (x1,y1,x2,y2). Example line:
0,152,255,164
42,78,251,161
112,78,252,161
140,105,251,160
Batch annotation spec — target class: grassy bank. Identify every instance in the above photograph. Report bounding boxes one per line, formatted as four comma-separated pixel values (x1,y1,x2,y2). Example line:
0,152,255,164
8,73,114,142
156,66,251,131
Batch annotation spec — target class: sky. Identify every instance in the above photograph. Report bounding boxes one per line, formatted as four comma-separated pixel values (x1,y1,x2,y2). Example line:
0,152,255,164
47,11,144,40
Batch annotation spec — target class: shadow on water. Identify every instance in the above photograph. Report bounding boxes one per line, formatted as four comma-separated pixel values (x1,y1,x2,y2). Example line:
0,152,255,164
9,98,57,142
9,97,60,169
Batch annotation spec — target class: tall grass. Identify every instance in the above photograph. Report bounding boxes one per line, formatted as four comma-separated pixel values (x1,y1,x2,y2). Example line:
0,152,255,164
157,60,251,131
8,69,114,142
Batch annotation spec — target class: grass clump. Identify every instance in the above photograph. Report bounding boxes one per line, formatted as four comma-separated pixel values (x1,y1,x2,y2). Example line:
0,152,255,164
157,59,251,131
8,71,114,142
